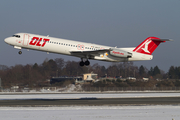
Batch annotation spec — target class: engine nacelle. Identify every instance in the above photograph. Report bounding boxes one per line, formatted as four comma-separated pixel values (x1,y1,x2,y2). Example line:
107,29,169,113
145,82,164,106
109,49,132,58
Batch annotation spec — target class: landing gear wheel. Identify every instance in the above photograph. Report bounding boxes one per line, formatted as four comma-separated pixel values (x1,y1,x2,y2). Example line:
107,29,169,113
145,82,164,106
18,51,22,55
84,60,90,66
79,61,84,66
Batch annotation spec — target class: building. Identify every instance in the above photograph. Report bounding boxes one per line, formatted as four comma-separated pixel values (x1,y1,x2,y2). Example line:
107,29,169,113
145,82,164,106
83,72,98,82
50,72,98,85
126,77,136,80
50,77,82,84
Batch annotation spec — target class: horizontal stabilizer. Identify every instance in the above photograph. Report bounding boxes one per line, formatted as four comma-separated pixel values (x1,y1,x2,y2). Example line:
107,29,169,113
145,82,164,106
151,39,173,42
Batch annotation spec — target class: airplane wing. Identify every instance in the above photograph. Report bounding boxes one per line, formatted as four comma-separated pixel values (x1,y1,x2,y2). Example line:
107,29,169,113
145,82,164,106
70,49,111,58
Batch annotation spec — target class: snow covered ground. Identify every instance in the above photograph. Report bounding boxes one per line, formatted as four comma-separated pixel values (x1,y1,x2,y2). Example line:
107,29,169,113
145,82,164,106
0,106,179,120
0,92,180,100
0,93,180,120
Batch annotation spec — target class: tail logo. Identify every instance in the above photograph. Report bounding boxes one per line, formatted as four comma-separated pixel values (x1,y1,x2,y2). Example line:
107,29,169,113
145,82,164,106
141,40,151,53
133,37,170,55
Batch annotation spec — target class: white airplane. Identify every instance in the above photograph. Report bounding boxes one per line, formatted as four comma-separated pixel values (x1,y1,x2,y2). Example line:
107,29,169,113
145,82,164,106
4,33,171,66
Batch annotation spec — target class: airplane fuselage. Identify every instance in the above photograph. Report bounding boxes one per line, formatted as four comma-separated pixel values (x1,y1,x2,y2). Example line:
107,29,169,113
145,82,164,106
5,33,166,66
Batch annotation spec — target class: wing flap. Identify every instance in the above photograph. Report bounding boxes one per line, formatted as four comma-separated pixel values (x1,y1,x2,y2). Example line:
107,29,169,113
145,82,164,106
69,49,111,58
70,49,110,54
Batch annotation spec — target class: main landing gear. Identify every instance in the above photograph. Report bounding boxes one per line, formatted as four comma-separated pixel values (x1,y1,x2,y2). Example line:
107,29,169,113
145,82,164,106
18,51,22,55
79,59,90,66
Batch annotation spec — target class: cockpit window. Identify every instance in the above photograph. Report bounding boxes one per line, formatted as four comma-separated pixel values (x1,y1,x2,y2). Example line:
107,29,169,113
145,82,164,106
12,35,20,38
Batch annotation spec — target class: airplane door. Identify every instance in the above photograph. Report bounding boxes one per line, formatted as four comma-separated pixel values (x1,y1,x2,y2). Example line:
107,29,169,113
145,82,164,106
23,34,30,46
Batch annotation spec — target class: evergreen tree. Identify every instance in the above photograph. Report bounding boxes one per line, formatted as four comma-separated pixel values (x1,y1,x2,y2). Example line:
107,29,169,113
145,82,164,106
139,65,145,77
177,67,180,79
168,66,176,79
153,66,161,76
148,67,154,76
32,63,39,70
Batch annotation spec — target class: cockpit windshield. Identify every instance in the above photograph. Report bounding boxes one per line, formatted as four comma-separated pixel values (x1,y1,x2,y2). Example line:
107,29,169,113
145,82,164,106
12,35,20,38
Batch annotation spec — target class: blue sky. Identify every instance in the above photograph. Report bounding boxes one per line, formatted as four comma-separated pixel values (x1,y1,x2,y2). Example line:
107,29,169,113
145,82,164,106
0,0,179,72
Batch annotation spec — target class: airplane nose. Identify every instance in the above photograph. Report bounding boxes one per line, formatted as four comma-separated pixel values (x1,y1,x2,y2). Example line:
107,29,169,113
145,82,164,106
4,37,10,44
4,38,7,43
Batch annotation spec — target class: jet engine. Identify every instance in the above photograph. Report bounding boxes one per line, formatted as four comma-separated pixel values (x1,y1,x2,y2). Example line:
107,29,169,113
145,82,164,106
109,49,132,58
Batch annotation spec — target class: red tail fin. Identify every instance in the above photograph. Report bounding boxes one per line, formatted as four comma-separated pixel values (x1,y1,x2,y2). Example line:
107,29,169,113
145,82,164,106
133,37,166,55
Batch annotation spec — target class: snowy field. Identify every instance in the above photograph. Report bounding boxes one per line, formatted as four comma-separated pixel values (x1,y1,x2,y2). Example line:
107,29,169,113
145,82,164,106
0,92,180,100
0,93,180,120
0,106,179,120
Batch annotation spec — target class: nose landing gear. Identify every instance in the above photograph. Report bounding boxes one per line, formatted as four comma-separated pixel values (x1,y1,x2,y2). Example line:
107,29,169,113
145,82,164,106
18,51,22,55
